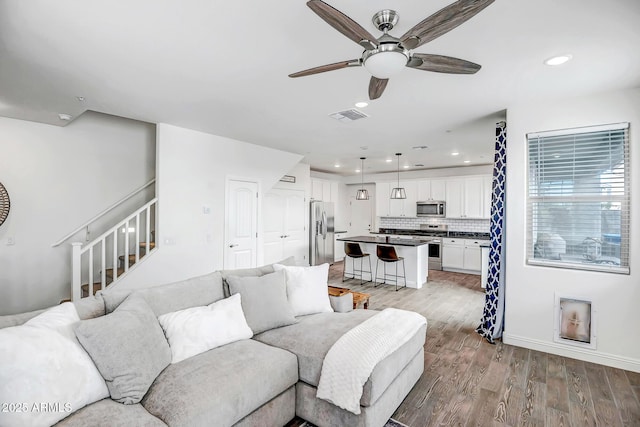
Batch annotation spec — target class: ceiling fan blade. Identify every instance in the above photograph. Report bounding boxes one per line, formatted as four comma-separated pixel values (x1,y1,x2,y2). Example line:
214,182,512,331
307,0,378,50
368,77,389,100
408,53,481,74
289,59,361,78
400,0,495,50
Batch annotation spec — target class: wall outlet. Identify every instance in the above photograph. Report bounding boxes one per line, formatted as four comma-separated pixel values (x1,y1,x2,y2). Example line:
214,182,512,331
6,237,15,246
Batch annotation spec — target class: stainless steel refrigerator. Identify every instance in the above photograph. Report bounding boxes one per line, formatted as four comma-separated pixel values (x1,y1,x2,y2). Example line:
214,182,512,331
310,201,335,265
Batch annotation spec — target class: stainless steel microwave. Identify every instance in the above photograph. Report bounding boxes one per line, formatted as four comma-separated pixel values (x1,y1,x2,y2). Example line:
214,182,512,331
416,201,446,217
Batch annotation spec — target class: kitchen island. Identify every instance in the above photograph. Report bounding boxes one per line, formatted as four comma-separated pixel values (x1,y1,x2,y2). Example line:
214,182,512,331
337,236,429,289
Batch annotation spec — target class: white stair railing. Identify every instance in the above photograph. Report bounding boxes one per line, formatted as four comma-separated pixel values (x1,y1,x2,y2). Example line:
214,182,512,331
71,198,157,301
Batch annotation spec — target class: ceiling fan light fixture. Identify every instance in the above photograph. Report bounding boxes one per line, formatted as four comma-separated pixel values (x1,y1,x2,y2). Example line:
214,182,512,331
363,45,409,79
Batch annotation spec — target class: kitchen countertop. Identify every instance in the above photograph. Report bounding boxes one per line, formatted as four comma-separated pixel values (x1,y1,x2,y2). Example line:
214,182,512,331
374,228,490,240
337,235,430,247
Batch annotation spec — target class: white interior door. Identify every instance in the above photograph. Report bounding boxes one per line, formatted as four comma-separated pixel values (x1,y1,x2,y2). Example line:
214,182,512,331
263,191,285,265
349,195,373,236
225,179,258,269
262,189,306,265
282,190,306,264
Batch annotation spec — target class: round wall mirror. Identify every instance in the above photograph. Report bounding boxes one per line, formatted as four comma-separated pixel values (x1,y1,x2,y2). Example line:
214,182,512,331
0,182,10,227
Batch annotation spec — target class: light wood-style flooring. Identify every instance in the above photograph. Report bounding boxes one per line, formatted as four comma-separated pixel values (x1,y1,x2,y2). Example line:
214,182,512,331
324,262,640,427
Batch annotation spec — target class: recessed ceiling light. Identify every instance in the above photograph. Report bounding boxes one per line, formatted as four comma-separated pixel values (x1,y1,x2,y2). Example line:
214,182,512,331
451,152,460,156
75,96,85,102
403,165,410,169
355,101,368,108
412,145,428,150
553,154,561,158
355,169,361,173
463,160,471,164
544,54,572,66
385,159,392,163
58,113,72,121
334,164,340,168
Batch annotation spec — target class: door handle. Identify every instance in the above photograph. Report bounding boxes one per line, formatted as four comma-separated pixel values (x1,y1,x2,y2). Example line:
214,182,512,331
229,244,238,248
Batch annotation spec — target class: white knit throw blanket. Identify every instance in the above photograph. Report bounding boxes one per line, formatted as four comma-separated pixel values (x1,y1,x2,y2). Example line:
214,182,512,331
316,308,427,414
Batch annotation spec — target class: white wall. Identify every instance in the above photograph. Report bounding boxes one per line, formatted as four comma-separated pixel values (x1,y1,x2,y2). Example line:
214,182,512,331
115,124,302,289
0,112,156,315
504,88,640,372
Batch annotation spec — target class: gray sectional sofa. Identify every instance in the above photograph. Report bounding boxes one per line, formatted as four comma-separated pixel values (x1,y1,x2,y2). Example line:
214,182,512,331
0,261,426,427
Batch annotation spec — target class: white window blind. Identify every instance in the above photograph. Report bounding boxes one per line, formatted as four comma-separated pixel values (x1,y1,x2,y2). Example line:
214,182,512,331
527,123,630,274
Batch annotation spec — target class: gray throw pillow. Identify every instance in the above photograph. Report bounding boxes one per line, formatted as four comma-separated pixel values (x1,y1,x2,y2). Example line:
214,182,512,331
220,256,297,297
226,270,297,334
74,296,172,404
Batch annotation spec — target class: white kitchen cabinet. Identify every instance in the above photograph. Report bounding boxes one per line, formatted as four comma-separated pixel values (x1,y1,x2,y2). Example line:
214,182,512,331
463,239,482,272
445,175,492,219
377,181,417,217
417,179,447,201
442,238,465,269
334,232,347,262
442,238,482,274
262,189,307,265
445,179,464,218
311,178,337,202
431,179,447,201
388,181,417,217
463,177,484,218
375,182,391,217
482,175,492,218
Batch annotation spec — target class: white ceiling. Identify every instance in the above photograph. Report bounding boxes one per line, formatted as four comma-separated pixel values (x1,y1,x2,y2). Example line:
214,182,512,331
1,0,639,175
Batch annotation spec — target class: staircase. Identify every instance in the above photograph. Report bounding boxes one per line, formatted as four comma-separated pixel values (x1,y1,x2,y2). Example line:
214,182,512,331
80,244,154,297
72,198,157,301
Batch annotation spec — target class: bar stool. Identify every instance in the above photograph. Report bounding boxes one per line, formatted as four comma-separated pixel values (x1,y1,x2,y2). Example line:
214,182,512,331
342,242,372,285
374,245,407,291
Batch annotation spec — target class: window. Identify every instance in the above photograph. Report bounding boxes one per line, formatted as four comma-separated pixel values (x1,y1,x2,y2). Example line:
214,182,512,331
527,123,630,274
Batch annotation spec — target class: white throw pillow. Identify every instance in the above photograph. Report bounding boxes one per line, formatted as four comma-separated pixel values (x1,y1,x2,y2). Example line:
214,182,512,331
273,263,333,317
158,293,253,364
0,303,109,427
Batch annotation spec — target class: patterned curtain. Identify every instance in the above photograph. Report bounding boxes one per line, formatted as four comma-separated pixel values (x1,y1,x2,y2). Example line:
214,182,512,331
477,121,507,343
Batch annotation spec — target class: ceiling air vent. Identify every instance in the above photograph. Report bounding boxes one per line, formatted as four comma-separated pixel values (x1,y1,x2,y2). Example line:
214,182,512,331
329,109,369,123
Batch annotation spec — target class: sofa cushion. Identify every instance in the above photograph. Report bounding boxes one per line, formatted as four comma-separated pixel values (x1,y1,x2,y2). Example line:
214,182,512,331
0,295,105,330
254,310,427,407
142,339,298,427
273,263,333,316
0,303,109,427
101,271,224,314
75,296,172,404
158,294,253,363
226,270,297,334
55,398,166,427
220,256,296,297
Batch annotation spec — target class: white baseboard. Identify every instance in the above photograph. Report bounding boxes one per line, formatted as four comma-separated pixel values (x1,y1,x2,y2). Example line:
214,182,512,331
503,332,640,373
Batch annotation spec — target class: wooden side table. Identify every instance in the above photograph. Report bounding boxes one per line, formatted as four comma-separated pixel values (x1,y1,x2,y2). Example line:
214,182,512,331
328,286,371,310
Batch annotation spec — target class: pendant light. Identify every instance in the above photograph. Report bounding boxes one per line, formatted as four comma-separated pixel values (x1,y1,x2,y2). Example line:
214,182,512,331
355,157,369,200
390,153,406,199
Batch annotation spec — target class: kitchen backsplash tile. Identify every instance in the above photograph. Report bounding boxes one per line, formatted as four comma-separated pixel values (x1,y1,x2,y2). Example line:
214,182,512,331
379,217,490,233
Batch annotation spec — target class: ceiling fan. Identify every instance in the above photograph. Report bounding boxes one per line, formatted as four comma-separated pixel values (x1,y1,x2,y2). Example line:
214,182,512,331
289,0,494,100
